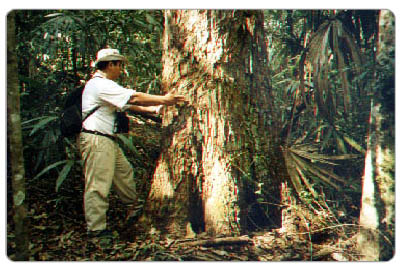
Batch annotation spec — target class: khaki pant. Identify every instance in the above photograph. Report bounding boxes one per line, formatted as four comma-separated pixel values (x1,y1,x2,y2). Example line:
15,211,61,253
79,132,137,231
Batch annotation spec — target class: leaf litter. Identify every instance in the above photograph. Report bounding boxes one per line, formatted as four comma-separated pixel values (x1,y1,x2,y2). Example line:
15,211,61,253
7,148,361,261
7,182,361,261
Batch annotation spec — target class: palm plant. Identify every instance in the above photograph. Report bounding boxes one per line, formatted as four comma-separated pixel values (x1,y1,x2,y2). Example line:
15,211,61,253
267,11,377,203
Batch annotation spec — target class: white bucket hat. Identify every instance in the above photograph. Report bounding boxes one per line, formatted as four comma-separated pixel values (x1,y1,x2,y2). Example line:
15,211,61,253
95,48,127,66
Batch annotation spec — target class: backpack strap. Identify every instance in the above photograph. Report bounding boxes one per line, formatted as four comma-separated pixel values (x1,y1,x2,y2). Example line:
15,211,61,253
82,106,100,123
82,72,104,122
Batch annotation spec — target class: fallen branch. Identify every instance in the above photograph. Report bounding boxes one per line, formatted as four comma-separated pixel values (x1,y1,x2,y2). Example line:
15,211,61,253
184,236,251,247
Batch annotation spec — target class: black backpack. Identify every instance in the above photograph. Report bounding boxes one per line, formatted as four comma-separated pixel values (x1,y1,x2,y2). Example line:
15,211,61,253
60,87,99,137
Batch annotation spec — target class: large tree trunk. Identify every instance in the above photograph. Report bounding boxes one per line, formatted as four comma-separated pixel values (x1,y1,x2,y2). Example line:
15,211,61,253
143,10,282,237
357,10,395,261
7,11,30,260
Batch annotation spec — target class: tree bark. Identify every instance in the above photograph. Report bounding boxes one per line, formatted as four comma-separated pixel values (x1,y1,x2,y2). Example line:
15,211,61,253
357,10,395,261
7,11,30,260
143,10,282,237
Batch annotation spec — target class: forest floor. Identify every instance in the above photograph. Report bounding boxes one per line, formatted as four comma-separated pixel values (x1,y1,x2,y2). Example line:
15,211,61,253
7,176,362,262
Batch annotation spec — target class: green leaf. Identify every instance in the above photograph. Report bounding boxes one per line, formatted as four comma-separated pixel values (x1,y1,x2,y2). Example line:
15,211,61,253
21,116,49,126
145,13,158,26
29,116,58,136
257,198,264,203
343,135,366,154
336,135,347,154
32,160,68,181
55,160,74,192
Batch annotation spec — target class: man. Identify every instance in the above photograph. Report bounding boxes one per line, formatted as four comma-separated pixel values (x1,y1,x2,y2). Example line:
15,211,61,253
80,48,185,239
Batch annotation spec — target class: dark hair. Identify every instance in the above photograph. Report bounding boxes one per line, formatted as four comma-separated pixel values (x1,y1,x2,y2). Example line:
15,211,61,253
96,60,122,71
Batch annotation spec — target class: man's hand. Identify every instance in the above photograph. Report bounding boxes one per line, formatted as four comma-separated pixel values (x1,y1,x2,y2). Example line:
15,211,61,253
163,93,186,106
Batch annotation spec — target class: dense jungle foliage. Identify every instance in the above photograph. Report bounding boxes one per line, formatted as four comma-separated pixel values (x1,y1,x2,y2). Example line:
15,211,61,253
7,10,393,261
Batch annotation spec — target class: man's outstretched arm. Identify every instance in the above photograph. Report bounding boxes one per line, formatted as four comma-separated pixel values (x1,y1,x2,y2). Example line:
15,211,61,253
128,92,185,106
127,105,162,115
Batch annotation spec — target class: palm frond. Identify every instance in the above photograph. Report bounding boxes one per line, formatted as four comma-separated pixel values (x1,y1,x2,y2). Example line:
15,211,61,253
290,144,359,164
289,150,342,189
294,164,319,199
284,149,304,194
342,134,366,154
283,140,360,202
300,18,364,124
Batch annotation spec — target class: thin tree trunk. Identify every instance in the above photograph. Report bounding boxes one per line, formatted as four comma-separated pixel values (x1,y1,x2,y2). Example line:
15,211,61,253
357,100,380,261
7,11,30,261
143,10,282,237
357,10,395,261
